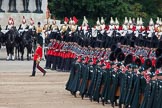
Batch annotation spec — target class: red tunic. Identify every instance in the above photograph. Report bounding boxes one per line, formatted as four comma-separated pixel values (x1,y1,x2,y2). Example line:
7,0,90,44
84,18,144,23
33,46,42,61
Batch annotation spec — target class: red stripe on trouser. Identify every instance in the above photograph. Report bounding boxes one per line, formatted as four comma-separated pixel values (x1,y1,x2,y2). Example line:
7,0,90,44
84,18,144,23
37,64,45,73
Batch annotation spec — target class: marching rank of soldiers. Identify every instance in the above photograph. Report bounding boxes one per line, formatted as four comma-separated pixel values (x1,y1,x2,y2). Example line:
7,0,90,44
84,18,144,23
1,15,162,107
27,16,162,108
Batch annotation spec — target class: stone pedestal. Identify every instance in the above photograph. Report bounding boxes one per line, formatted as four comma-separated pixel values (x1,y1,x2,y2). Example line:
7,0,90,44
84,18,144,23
0,0,47,28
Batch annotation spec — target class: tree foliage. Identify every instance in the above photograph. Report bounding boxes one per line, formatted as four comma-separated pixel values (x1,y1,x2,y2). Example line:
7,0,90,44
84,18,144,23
48,0,162,26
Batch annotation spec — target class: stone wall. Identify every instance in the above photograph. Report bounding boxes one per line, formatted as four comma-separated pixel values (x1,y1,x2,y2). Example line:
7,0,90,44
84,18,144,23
0,0,48,29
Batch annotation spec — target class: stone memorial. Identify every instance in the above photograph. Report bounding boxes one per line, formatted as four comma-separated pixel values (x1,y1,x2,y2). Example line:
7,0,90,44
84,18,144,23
0,0,48,28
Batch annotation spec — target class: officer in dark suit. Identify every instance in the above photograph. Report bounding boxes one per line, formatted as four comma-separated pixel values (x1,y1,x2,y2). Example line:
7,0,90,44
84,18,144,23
8,0,17,12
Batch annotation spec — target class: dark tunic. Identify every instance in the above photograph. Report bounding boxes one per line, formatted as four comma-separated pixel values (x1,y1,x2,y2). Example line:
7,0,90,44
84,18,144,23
93,66,103,102
109,69,120,104
70,63,82,93
87,65,98,98
125,72,136,106
101,68,112,102
79,63,90,95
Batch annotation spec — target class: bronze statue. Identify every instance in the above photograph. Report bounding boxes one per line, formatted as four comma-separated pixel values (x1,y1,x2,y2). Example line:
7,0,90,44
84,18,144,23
8,0,17,12
21,0,30,13
33,0,43,13
0,0,4,12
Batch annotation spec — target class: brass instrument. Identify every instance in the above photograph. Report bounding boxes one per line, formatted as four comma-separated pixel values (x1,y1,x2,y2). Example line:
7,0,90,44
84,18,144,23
51,24,58,31
43,24,50,31
158,25,162,32
61,25,68,33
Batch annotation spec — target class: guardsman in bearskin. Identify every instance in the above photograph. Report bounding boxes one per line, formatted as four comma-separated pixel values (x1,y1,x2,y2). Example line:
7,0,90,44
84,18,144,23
140,58,156,108
152,56,162,108
86,55,98,100
30,39,46,77
101,59,111,105
65,53,83,97
44,38,53,69
51,39,60,70
119,53,133,108
108,48,123,107
79,54,91,98
92,57,105,102
56,39,65,71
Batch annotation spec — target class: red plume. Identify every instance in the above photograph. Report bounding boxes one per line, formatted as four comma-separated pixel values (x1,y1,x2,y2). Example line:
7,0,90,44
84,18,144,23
64,17,69,23
73,16,78,24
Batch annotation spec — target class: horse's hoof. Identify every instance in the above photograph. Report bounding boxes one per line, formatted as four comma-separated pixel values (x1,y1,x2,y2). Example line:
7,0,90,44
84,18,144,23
111,103,114,108
81,94,84,100
6,56,10,60
102,100,105,106
12,56,15,60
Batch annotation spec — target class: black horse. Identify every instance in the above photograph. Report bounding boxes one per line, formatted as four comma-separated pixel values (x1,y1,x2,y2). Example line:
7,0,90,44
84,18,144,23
17,29,37,60
3,28,16,60
0,31,5,49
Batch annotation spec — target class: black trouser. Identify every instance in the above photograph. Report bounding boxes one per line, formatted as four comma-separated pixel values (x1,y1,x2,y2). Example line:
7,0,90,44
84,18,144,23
32,60,46,76
56,56,62,70
60,58,66,71
52,56,57,70
45,55,52,68
65,58,71,71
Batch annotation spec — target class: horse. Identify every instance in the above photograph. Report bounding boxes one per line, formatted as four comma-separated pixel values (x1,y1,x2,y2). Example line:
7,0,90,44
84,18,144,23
18,29,37,60
3,27,17,60
0,31,5,49
14,29,24,60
